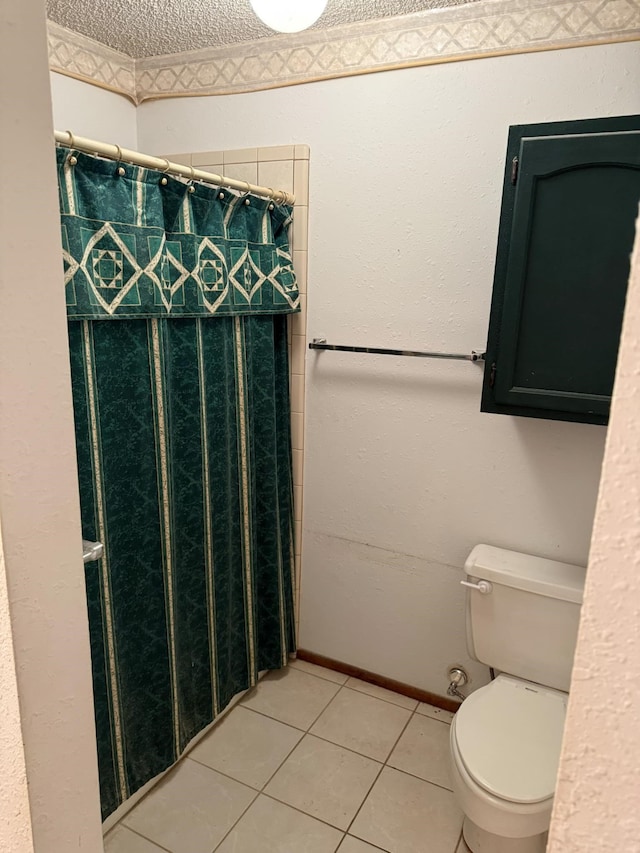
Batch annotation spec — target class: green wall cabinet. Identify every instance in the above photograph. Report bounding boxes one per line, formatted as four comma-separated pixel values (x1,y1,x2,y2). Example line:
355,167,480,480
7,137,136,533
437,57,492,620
482,115,640,425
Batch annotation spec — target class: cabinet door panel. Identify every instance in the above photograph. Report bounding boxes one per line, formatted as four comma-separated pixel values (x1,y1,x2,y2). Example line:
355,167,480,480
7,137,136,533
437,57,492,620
493,131,640,417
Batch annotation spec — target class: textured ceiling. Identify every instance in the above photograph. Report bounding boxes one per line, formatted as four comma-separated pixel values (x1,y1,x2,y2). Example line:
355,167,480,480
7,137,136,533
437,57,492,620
46,0,477,59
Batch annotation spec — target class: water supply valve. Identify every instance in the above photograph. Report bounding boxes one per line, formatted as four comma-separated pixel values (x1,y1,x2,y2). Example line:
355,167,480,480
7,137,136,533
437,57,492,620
447,666,468,701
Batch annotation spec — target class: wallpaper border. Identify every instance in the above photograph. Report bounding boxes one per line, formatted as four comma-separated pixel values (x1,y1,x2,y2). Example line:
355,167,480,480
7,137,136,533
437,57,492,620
48,21,136,102
48,0,640,104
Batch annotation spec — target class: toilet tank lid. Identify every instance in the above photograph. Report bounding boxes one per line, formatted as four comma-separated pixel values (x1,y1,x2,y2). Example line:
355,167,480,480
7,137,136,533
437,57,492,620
465,545,585,604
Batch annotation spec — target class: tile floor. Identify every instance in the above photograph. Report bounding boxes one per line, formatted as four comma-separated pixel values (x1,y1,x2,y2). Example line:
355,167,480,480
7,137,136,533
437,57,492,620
104,660,467,853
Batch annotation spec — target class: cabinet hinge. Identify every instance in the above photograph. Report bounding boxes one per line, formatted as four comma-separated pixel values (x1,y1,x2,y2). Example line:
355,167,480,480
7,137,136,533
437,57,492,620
489,362,497,388
511,156,519,185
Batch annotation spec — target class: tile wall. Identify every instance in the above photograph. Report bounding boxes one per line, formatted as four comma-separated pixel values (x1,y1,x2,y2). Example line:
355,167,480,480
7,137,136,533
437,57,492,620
163,144,310,630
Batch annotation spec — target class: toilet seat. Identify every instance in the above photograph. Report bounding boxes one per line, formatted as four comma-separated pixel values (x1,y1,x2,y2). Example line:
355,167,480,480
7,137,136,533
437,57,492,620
453,675,567,805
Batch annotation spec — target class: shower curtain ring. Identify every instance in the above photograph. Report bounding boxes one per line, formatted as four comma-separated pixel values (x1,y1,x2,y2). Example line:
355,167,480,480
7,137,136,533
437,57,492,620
216,172,227,199
65,130,78,165
115,144,126,176
188,165,196,192
241,180,252,205
160,158,171,186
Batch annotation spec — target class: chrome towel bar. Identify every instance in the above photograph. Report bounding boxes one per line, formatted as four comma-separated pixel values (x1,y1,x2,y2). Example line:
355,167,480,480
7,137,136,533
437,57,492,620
309,338,485,362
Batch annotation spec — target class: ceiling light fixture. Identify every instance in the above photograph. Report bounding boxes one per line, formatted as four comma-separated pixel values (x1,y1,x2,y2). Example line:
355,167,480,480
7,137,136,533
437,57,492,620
250,0,328,33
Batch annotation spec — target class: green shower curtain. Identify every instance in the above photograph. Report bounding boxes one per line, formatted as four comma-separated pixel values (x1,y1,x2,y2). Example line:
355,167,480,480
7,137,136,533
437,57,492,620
57,149,299,818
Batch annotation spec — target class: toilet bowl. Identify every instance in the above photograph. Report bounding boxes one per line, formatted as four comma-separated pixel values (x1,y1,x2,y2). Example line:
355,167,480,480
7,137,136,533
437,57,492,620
450,545,585,853
450,674,566,852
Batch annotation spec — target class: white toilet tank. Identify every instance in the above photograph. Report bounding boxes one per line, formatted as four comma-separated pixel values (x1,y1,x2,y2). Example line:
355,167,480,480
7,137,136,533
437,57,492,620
465,545,585,692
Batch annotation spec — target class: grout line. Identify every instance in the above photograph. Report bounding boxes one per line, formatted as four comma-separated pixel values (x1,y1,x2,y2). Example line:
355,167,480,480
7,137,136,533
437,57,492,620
415,710,454,725
184,754,263,792
337,683,418,714
259,790,356,835
236,671,342,733
299,731,385,766
121,757,261,853
292,661,456,722
257,730,307,792
384,761,455,795
305,682,346,732
113,825,174,853
234,702,307,732
236,702,307,733
382,710,458,796
210,786,261,852
343,706,416,839
342,681,419,713
340,835,391,853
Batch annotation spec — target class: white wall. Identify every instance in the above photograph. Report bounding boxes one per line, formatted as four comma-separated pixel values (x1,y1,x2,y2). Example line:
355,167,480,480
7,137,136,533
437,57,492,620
548,220,640,852
1,2,103,850
50,72,137,148
137,41,640,696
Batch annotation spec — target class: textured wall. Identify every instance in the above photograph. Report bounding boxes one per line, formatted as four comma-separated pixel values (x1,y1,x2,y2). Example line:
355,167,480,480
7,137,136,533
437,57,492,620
137,41,640,698
0,530,34,853
50,73,137,148
0,0,104,850
548,220,640,851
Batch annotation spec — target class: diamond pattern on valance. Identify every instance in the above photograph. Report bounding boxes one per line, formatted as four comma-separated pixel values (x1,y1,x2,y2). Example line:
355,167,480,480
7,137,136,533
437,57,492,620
57,149,299,320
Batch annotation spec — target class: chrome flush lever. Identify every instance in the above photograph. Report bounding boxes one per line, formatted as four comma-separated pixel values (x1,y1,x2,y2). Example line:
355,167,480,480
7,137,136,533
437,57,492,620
460,579,493,594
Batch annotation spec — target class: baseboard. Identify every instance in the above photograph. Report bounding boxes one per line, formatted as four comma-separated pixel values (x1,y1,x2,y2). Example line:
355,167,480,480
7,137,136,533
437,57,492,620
296,649,460,714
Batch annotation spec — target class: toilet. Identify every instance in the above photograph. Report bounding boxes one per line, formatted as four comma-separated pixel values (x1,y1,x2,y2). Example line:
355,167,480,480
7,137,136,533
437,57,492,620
450,544,585,853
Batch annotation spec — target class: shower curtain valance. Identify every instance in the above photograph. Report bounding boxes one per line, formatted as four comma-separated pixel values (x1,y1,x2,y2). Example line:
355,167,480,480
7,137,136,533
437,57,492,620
57,150,299,320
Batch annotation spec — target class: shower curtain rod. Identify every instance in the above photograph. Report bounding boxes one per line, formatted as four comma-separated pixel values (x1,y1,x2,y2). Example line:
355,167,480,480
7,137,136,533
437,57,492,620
54,130,295,205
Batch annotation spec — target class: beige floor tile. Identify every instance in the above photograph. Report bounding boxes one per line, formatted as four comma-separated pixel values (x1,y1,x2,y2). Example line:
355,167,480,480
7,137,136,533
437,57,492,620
265,734,381,830
216,794,343,853
387,713,452,790
289,658,349,684
122,758,255,853
310,688,411,762
103,825,166,853
189,705,302,789
350,767,462,853
416,703,455,724
344,677,418,711
339,838,388,853
241,666,340,729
